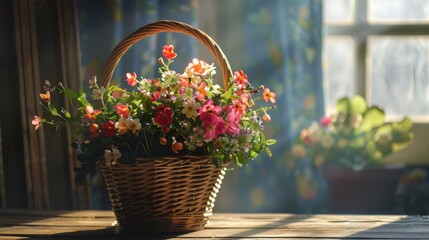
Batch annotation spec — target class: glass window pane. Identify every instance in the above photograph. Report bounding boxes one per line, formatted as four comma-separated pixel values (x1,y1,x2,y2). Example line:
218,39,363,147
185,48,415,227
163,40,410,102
367,36,429,122
368,0,429,24
324,0,355,25
323,36,355,111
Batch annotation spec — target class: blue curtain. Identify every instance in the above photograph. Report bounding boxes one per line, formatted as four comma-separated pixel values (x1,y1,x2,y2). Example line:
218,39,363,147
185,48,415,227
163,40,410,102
76,0,196,209
214,0,325,213
76,0,325,212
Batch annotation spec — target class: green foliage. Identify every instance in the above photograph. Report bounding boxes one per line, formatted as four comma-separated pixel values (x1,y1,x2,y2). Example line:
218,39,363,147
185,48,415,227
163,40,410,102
293,95,414,170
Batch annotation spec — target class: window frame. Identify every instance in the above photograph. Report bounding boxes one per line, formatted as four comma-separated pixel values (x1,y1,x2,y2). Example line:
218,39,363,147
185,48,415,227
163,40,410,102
324,0,429,122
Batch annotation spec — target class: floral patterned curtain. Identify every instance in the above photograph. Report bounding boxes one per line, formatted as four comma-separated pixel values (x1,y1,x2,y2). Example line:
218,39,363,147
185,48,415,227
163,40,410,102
76,0,325,212
214,0,325,213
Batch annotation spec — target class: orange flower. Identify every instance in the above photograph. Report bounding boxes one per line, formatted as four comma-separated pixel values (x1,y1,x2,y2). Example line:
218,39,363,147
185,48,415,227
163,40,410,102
88,123,99,139
162,45,177,60
263,88,276,103
126,72,138,86
187,58,208,75
172,142,183,154
262,113,271,122
84,105,101,121
40,91,51,102
160,137,167,145
197,82,207,101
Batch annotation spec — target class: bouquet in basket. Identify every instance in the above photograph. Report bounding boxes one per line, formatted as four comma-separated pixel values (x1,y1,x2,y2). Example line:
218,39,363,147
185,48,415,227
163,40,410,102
32,45,277,184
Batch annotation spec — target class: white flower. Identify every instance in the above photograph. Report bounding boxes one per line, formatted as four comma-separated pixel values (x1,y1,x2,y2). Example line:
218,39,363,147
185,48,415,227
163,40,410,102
125,118,141,134
89,76,97,88
91,87,106,100
104,147,121,166
115,117,128,135
181,99,200,118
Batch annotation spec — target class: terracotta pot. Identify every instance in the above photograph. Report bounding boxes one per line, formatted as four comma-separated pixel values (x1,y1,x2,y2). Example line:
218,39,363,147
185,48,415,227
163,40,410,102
322,165,405,214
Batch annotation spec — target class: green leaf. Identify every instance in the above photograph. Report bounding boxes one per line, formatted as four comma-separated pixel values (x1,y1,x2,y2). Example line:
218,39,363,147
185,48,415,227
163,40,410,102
393,117,413,134
265,147,272,157
265,139,277,146
49,104,59,116
61,108,71,119
350,95,367,114
358,106,385,132
77,91,89,108
335,97,351,114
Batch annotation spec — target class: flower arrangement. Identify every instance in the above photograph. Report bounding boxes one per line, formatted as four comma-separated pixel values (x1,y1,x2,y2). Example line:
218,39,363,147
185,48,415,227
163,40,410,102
292,95,413,170
32,45,277,183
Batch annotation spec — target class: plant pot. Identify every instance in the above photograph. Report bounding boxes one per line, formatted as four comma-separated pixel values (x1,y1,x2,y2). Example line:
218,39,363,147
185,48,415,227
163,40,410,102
322,165,405,214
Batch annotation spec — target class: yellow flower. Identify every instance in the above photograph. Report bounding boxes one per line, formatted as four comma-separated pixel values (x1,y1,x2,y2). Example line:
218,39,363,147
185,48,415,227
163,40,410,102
115,117,128,135
181,100,200,118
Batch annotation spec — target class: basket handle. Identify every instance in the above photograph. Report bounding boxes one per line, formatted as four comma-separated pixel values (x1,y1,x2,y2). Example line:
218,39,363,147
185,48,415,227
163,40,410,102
100,20,233,89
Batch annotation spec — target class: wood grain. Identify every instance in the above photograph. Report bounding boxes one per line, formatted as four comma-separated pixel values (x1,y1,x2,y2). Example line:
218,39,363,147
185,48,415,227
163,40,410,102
0,210,428,239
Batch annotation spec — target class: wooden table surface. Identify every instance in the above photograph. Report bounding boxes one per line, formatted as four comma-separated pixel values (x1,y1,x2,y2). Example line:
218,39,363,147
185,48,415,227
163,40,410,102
0,210,428,239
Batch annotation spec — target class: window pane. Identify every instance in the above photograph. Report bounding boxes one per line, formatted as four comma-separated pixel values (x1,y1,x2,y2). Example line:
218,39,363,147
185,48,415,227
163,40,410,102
324,36,355,110
324,0,355,25
368,0,429,24
367,36,429,122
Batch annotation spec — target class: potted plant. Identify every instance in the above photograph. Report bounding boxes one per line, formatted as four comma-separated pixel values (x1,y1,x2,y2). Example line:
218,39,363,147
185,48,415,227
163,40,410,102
292,95,413,213
31,21,276,231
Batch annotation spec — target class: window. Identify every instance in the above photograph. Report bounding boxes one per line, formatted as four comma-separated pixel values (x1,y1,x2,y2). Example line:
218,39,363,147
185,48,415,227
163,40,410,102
323,0,429,122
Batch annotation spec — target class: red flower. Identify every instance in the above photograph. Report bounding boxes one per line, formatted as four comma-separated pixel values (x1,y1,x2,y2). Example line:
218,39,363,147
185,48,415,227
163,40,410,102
101,120,116,137
162,45,177,60
154,105,173,127
114,104,130,118
126,72,138,86
234,70,248,89
172,142,183,154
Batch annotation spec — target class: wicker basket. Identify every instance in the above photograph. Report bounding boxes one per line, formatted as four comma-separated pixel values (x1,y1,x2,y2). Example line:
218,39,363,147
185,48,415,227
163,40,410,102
98,20,233,232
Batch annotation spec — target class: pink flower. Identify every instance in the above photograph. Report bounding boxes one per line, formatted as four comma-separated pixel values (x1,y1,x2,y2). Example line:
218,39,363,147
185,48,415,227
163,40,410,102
114,104,130,118
224,111,240,136
203,117,225,140
32,115,42,130
126,72,138,86
198,99,222,122
320,116,332,126
162,45,177,60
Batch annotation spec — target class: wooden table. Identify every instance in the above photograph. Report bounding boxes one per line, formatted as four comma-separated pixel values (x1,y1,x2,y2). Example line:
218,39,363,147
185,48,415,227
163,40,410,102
0,210,428,239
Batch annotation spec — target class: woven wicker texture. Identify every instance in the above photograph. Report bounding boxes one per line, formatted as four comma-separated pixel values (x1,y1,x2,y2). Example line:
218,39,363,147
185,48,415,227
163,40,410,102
100,20,232,89
101,156,225,231
99,20,231,231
